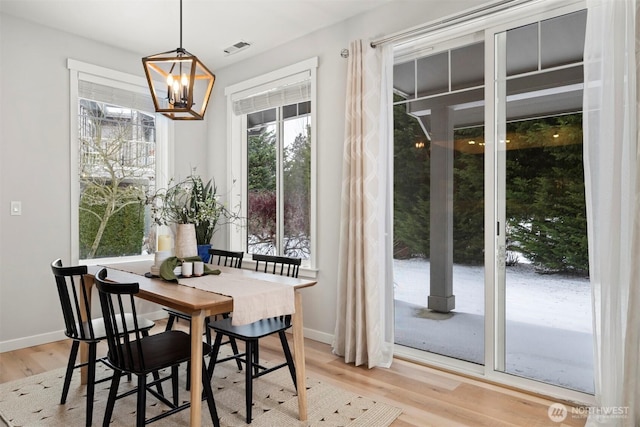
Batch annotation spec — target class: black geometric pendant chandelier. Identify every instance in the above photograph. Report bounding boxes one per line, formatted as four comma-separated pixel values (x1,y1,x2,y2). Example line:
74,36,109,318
142,0,215,120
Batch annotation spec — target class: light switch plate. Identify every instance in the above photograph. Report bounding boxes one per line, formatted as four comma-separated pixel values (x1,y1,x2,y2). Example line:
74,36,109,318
10,201,21,216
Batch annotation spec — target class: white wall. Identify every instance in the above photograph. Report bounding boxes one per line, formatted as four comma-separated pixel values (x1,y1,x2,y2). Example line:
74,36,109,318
0,14,206,350
0,0,487,350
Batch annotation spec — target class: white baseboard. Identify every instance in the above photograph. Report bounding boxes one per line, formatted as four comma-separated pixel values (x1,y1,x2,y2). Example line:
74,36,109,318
303,328,333,345
0,330,68,353
0,312,333,354
1,312,332,354
137,310,169,321
0,310,169,353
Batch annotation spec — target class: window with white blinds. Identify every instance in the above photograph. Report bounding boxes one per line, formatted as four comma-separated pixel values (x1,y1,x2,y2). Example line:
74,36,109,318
68,60,169,263
226,58,318,273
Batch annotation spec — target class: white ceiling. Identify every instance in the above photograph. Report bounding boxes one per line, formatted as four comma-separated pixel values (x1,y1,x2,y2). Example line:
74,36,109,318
0,0,393,69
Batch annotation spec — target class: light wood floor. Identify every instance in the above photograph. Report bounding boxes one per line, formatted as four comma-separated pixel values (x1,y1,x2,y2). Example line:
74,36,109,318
0,319,587,427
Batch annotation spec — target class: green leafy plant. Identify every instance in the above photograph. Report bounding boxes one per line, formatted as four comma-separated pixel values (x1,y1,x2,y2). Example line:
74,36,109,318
147,171,239,245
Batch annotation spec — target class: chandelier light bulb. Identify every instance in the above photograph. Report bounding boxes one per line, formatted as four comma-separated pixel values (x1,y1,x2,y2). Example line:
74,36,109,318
173,79,180,100
181,73,189,102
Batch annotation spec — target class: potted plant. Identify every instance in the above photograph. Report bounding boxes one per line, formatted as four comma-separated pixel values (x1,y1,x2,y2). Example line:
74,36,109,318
148,171,238,261
189,174,223,261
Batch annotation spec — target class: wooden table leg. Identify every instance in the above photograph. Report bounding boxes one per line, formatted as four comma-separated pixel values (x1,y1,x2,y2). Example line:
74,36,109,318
292,290,308,421
190,310,204,427
80,342,89,384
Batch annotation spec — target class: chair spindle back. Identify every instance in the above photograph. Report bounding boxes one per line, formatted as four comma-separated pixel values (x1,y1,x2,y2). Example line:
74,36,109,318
51,259,97,341
209,249,244,269
94,268,146,373
252,254,301,278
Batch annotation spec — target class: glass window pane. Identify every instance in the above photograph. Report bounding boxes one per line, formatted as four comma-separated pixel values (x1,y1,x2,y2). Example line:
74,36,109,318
394,72,486,365
416,52,449,97
247,123,277,255
247,109,276,128
283,115,311,259
451,42,484,91
393,61,416,99
506,23,538,76
78,101,156,259
283,104,297,119
298,100,311,115
247,102,312,260
505,66,583,121
500,10,592,394
503,114,592,393
541,10,587,69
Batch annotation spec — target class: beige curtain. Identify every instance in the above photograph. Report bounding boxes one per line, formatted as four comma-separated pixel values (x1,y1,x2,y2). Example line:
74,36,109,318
332,40,394,368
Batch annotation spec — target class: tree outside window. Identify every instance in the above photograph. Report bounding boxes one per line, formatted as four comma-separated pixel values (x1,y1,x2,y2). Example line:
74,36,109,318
393,105,586,274
247,102,311,259
78,99,156,259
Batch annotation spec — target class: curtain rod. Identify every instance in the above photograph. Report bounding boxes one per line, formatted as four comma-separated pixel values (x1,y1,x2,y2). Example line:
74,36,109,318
370,0,533,47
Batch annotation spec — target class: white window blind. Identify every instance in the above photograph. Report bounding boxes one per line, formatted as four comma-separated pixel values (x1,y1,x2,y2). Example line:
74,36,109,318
232,79,311,116
78,80,155,113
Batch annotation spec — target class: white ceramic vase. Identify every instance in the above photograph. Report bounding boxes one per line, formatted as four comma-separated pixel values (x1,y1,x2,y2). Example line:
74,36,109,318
174,223,198,259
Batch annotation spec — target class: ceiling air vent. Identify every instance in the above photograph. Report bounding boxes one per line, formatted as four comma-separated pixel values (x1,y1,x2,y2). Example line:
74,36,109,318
224,41,251,56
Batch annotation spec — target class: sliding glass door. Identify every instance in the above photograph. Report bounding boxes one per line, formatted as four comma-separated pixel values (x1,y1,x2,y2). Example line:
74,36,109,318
494,9,593,393
393,2,593,395
393,38,486,365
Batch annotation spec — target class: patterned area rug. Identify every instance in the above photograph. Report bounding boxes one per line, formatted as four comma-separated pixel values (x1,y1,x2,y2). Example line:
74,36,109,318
0,357,401,427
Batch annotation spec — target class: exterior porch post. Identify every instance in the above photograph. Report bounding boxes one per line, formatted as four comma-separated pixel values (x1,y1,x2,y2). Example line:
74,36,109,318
427,106,455,313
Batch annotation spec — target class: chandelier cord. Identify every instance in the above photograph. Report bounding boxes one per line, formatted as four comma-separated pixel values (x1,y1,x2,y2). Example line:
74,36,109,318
179,0,183,49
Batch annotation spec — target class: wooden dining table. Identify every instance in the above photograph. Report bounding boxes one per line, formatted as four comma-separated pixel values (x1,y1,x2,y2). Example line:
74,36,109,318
85,261,316,427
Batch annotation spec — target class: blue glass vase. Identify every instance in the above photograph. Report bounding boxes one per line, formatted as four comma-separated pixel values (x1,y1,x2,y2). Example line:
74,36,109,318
197,244,212,263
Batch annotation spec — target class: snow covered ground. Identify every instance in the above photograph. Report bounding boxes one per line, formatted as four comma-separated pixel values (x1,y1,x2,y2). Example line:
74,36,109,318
393,258,594,393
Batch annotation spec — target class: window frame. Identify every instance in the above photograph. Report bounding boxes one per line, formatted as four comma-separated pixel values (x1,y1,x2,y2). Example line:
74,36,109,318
226,57,318,276
68,59,173,265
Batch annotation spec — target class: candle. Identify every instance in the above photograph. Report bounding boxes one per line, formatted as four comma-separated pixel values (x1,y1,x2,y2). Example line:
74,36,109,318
158,235,171,251
166,75,174,103
181,73,189,102
173,80,180,104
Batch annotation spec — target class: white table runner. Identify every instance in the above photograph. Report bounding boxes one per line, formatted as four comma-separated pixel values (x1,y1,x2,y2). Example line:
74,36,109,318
103,263,295,326
177,273,295,326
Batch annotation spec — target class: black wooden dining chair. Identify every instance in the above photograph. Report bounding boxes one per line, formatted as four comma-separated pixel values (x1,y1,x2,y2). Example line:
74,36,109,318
94,268,220,427
206,253,301,424
51,259,155,427
209,248,244,268
252,253,301,277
